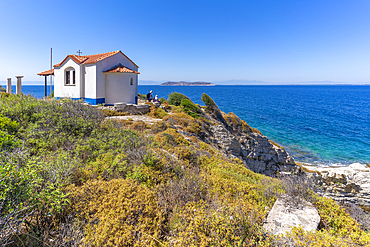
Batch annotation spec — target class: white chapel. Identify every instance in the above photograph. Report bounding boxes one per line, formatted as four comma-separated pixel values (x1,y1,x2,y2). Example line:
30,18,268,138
38,50,139,105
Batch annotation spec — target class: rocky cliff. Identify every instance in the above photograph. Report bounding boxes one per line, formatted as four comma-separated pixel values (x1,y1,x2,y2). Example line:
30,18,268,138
162,97,299,177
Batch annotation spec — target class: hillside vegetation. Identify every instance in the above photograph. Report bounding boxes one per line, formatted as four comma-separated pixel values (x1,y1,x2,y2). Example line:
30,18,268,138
0,93,369,246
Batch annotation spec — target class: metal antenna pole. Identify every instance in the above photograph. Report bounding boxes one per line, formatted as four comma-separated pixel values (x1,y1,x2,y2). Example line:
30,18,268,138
50,47,52,97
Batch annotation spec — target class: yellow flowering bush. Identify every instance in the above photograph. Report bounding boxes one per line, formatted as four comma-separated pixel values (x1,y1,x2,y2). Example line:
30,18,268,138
69,179,163,247
163,112,201,134
170,200,274,246
154,128,190,150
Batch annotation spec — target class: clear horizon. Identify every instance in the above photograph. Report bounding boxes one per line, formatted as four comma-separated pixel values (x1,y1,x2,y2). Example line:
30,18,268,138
1,0,370,83
1,80,370,86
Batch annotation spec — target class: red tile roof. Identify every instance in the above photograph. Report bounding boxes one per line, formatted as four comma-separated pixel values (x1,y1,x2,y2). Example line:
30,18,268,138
54,50,138,68
37,69,54,76
103,64,140,74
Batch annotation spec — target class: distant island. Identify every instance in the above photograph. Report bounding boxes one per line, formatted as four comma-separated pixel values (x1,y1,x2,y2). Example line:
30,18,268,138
160,81,215,86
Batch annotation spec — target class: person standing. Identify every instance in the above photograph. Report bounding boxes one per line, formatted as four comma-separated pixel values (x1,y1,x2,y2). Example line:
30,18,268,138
147,90,153,102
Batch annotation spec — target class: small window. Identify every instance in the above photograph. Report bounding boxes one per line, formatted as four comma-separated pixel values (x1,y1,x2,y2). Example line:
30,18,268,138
130,78,133,85
65,67,76,86
66,71,70,84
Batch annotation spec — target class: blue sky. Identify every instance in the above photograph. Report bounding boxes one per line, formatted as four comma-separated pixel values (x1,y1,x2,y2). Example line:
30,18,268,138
1,0,370,84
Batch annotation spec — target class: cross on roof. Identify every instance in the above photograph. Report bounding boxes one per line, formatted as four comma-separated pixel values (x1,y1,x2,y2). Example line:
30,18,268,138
76,50,82,56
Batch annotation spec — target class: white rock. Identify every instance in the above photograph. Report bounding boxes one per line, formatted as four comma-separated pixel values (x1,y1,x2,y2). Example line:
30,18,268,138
263,196,320,235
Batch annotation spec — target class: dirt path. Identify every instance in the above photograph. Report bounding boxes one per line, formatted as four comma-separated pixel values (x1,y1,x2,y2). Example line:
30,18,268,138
106,115,162,124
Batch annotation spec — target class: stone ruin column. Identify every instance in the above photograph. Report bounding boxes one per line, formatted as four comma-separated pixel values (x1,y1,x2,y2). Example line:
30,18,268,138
6,78,11,93
15,76,23,95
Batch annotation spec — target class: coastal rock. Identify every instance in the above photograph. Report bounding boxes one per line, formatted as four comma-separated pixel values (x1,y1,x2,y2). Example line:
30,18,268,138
301,163,370,209
210,125,241,156
240,132,297,176
207,112,298,176
107,103,150,114
263,196,321,235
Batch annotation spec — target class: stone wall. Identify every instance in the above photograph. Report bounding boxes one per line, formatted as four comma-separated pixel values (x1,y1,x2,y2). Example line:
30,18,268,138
114,103,150,114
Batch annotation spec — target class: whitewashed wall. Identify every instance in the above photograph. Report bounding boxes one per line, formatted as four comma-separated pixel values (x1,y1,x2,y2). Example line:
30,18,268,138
84,64,96,99
54,58,82,99
105,73,137,105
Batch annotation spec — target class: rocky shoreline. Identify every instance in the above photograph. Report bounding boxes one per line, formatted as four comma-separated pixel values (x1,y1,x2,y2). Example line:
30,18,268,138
300,163,370,210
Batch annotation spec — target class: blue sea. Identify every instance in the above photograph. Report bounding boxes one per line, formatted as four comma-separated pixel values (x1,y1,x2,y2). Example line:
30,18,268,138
4,85,370,166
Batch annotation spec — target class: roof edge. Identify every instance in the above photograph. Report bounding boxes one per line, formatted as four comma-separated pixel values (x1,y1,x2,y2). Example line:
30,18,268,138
53,50,138,68
103,63,140,74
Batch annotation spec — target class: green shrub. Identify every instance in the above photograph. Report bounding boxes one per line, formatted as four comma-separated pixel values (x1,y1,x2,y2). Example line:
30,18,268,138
154,128,189,149
150,121,168,134
0,160,34,216
75,122,145,163
0,95,104,153
102,108,127,116
0,154,36,246
170,200,273,246
168,92,190,106
0,95,103,135
0,92,10,98
0,115,18,134
0,115,20,150
83,152,128,181
137,93,147,100
201,93,216,106
154,107,168,119
180,98,201,118
130,121,149,131
200,93,226,123
158,168,207,216
162,112,201,134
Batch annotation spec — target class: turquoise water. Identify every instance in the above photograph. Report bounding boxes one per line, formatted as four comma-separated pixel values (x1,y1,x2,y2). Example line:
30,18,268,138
139,85,370,166
6,85,54,98
7,85,370,166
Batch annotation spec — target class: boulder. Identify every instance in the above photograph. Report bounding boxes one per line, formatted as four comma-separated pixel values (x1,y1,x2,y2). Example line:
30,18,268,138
263,196,321,235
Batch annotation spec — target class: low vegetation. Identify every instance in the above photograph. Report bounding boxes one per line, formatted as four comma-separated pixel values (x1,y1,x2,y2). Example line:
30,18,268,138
137,93,147,100
167,92,190,106
0,93,369,246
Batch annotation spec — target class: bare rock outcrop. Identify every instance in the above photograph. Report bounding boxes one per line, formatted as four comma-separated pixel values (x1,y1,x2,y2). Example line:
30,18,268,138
301,163,370,209
263,196,321,235
205,111,298,176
